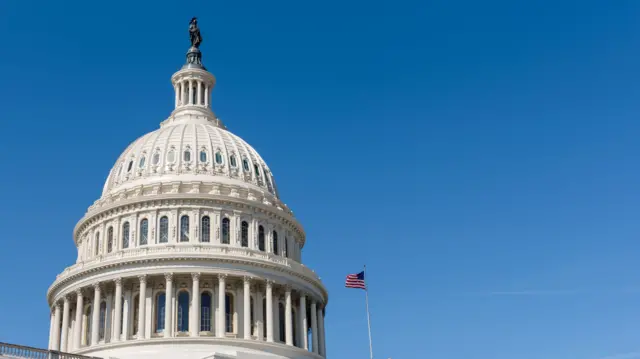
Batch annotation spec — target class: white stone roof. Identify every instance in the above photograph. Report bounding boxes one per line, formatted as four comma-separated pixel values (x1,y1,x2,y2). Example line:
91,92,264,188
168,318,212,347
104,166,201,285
102,120,279,200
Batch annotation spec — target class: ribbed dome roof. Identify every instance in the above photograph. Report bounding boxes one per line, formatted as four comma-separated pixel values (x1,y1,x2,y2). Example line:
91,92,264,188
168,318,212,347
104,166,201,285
102,119,279,199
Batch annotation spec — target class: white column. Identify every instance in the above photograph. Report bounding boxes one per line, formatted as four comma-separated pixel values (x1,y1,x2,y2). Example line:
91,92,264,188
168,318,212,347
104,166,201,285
48,311,55,349
217,274,226,337
256,288,264,341
105,291,113,342
174,83,179,107
52,303,62,350
299,294,308,350
204,85,209,107
191,273,200,336
113,279,123,342
311,300,318,354
122,288,131,340
188,80,193,105
318,306,326,356
137,276,146,339
197,81,203,106
164,273,173,338
74,291,83,349
91,284,101,345
243,277,251,339
60,297,71,351
180,81,188,106
285,287,293,346
266,280,274,342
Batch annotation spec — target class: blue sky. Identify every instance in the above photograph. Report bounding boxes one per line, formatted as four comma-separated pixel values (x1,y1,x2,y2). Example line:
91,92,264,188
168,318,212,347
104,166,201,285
2,1,640,358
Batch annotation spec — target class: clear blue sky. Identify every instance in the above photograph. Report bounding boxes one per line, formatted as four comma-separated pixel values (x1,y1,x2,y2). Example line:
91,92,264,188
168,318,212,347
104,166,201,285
2,1,640,359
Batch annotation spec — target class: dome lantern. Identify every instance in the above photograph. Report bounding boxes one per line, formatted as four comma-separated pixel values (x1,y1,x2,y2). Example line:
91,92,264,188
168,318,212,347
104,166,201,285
168,17,218,126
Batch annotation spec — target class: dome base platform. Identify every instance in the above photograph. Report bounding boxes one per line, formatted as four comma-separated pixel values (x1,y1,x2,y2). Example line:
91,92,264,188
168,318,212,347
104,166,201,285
74,337,323,359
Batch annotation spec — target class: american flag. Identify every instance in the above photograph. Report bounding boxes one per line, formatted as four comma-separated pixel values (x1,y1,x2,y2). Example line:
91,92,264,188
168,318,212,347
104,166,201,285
345,271,366,289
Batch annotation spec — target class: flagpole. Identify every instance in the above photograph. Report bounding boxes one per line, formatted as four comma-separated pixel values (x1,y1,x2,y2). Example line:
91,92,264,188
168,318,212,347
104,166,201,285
364,265,374,359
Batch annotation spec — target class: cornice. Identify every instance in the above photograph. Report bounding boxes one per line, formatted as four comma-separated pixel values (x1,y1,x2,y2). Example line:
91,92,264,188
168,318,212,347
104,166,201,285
47,245,328,304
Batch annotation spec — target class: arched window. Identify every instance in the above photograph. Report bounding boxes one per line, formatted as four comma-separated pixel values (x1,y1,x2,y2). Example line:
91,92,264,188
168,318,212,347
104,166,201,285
250,297,255,336
230,155,237,168
241,221,249,248
107,227,114,253
127,160,133,172
167,149,175,163
84,305,92,345
292,308,298,346
272,231,278,255
262,298,267,337
258,226,265,251
201,216,210,242
132,294,139,335
99,301,107,340
225,293,234,333
215,151,223,164
183,150,191,162
152,152,160,165
140,219,148,246
95,232,101,256
279,303,285,342
155,292,166,333
284,237,288,258
222,217,230,244
119,296,125,337
122,222,130,249
243,158,250,172
159,216,168,243
200,150,207,163
177,291,190,332
180,215,189,242
254,164,260,177
139,156,146,168
201,292,212,332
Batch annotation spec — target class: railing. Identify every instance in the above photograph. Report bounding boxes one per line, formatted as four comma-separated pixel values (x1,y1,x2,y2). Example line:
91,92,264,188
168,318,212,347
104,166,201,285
54,244,321,284
0,342,102,359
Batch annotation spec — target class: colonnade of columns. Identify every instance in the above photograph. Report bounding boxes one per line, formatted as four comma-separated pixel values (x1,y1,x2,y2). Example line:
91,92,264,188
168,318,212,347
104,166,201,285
48,273,327,357
174,78,211,108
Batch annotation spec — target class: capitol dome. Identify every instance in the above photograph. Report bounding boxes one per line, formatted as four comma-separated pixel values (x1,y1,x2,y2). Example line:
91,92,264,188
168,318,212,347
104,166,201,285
46,19,327,359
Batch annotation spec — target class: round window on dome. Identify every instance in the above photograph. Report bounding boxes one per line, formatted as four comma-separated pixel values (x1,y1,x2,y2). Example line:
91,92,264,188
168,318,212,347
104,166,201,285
215,151,223,164
230,155,237,168
127,160,133,172
183,150,191,162
153,153,160,165
167,150,175,163
242,158,249,172
200,150,207,162
139,156,146,168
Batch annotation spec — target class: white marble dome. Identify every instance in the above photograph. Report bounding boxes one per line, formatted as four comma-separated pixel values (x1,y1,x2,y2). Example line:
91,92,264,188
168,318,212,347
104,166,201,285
103,119,280,201
46,32,327,359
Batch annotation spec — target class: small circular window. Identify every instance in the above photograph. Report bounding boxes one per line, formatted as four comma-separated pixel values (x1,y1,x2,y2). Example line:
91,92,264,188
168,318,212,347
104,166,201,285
200,150,207,162
215,151,223,164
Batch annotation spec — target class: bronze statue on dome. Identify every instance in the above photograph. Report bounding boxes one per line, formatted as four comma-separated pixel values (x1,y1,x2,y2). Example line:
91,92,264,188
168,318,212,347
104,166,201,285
189,17,202,48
